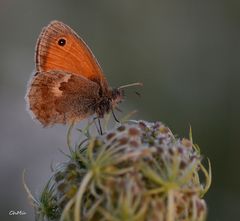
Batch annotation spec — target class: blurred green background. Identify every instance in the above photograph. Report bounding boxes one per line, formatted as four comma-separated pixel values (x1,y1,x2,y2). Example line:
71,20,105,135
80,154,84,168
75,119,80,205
0,0,239,220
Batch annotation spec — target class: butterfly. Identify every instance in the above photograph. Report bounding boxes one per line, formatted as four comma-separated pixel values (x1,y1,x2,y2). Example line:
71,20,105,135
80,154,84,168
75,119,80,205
26,21,141,127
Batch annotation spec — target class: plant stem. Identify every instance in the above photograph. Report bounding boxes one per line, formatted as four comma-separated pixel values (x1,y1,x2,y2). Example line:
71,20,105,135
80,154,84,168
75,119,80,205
167,189,175,221
74,171,93,221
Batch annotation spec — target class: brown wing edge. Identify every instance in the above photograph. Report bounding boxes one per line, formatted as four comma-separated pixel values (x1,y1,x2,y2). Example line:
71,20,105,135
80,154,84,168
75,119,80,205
25,71,44,126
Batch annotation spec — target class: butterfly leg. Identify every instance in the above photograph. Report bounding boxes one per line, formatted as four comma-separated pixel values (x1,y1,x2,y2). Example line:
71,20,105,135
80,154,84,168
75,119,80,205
115,106,123,113
111,109,120,123
98,118,103,135
92,116,103,135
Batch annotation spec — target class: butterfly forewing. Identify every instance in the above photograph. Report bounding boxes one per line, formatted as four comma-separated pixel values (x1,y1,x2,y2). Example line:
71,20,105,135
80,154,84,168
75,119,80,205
36,20,106,86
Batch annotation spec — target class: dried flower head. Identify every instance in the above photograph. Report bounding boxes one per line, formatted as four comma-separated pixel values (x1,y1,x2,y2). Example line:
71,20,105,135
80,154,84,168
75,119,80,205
25,120,211,221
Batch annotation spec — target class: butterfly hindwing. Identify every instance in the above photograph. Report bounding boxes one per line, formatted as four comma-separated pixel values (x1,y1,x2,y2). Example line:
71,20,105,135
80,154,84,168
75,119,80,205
27,71,100,126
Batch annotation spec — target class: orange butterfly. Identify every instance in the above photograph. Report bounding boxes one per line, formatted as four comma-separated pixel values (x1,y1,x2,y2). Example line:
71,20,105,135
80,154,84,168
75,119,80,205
26,21,141,127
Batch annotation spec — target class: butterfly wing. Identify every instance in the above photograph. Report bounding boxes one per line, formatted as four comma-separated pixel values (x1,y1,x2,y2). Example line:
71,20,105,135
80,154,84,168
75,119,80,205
27,71,100,126
35,20,108,89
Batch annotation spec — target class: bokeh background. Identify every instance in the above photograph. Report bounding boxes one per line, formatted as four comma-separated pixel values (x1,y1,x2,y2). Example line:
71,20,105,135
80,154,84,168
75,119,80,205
0,0,239,220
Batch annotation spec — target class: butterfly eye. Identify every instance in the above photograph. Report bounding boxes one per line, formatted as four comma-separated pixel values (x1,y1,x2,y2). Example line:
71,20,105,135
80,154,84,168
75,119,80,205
58,38,66,46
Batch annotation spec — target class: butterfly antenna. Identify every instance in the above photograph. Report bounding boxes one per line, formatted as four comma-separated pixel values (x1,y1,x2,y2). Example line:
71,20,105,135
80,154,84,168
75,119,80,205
112,109,120,123
118,82,143,90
